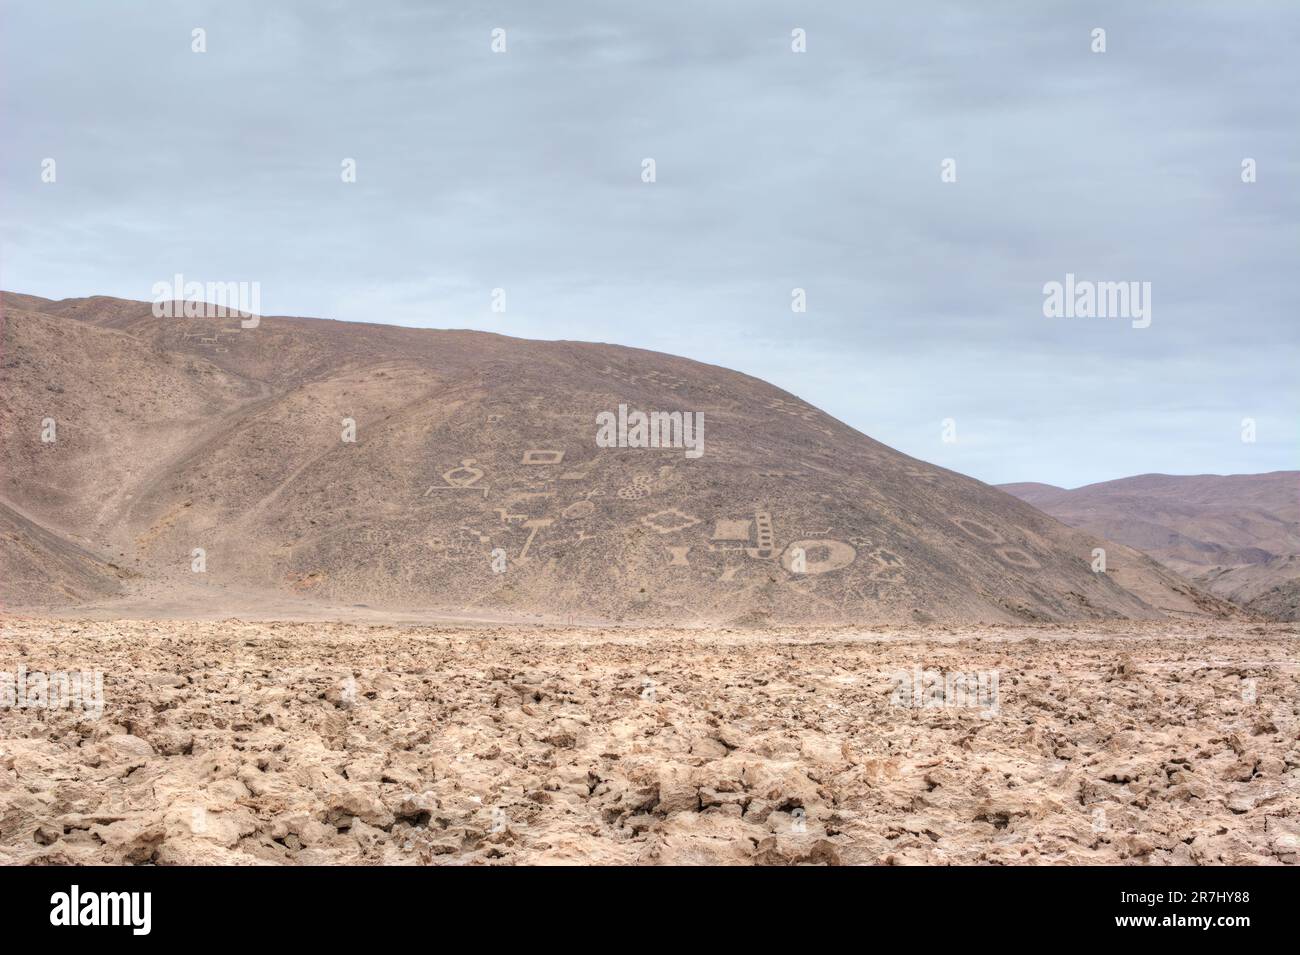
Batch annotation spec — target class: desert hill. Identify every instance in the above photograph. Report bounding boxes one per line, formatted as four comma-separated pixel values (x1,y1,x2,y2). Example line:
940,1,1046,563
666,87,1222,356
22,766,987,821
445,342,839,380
1002,472,1299,620
1,291,1230,624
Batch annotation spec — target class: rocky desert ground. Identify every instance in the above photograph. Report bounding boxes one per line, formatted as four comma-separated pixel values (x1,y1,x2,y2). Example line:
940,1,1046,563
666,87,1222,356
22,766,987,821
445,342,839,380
2,616,1296,866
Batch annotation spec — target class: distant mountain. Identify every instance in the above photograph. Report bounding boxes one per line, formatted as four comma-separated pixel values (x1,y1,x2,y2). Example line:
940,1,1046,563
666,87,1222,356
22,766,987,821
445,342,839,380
1002,472,1299,620
0,291,1231,624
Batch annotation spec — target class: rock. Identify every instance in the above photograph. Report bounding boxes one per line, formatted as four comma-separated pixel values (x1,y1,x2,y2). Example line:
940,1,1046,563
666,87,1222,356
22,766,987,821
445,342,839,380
148,729,194,756
323,782,395,829
543,719,584,749
655,764,699,815
100,734,156,763
395,792,439,822
351,818,386,850
689,737,728,760
91,815,165,863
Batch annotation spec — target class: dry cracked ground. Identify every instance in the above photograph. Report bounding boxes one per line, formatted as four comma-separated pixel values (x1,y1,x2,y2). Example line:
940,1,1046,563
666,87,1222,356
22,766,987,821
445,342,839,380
1,617,1298,866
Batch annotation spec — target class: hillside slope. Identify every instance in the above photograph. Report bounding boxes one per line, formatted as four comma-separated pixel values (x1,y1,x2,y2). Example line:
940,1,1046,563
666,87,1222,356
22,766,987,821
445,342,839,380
1002,473,1299,620
1,292,1230,624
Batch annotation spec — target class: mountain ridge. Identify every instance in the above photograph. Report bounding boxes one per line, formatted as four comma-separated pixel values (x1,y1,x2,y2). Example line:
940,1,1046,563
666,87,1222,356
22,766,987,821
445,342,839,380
1001,471,1298,620
1,290,1234,624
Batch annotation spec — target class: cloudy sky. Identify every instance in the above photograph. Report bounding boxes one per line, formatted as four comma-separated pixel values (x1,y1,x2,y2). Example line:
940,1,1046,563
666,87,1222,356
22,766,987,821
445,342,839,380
3,0,1296,487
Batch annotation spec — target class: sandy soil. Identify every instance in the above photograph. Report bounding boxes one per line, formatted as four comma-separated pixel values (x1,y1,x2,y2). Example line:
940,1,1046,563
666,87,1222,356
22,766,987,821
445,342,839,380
2,617,1297,865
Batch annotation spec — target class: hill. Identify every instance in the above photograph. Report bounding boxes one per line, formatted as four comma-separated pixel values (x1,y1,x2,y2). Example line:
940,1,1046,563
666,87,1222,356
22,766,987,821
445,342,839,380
0,292,1230,624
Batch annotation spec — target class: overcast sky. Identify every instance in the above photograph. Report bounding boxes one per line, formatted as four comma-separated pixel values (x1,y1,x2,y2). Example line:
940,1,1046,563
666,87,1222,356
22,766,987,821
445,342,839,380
3,0,1296,487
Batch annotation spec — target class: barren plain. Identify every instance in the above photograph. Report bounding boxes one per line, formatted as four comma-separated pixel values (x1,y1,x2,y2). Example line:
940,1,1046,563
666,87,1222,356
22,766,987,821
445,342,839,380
2,616,1296,866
